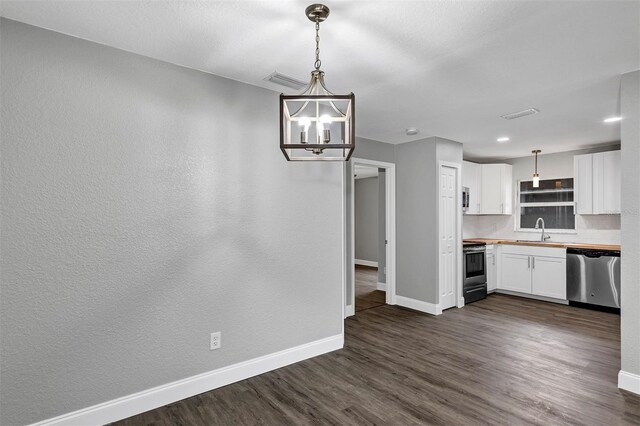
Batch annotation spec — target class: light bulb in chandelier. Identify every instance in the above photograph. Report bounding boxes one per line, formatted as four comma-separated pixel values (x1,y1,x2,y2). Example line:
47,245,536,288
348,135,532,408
319,114,332,143
299,117,311,144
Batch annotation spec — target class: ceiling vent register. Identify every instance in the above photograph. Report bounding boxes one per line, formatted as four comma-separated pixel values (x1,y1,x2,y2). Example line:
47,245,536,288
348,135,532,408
500,108,540,120
265,72,308,91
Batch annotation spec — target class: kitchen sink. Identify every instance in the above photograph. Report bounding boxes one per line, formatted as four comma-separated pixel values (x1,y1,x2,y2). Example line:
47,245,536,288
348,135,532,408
516,239,553,243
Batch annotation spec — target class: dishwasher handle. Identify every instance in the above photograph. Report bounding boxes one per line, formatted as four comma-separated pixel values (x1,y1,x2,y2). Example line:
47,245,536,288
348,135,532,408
567,248,620,257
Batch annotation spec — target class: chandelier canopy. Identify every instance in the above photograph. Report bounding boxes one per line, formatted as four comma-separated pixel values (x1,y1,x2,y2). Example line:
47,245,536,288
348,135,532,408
280,4,355,161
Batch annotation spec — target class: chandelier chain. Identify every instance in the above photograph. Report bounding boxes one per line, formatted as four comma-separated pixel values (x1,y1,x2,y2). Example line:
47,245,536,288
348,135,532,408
314,18,321,70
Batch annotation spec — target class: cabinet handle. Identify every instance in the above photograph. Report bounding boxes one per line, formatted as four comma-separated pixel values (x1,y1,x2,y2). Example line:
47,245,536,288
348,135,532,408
527,256,530,269
532,257,535,269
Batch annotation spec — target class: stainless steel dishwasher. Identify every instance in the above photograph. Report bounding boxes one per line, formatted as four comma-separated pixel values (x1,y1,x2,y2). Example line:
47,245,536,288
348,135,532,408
566,248,621,309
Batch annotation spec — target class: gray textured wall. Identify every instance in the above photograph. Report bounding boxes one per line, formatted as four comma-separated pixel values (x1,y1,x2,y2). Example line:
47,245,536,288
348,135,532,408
378,170,386,283
396,139,438,302
396,137,462,304
0,19,343,425
620,70,640,377
355,177,379,263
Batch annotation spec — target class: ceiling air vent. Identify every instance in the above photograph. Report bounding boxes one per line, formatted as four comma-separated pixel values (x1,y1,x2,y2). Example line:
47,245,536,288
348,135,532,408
500,108,540,120
264,71,307,91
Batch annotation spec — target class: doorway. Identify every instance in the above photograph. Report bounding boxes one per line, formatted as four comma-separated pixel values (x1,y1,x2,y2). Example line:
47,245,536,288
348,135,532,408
346,158,396,317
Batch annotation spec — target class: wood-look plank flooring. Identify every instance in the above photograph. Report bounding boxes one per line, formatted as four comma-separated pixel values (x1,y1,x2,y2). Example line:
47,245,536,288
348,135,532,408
113,294,640,425
355,265,386,312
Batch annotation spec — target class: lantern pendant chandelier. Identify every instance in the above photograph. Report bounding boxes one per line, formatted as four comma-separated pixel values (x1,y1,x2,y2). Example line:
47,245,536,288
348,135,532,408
532,149,541,187
280,4,355,161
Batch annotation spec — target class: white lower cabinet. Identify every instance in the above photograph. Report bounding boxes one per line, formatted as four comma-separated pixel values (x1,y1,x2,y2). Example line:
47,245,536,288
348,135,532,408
500,253,532,293
498,245,566,300
486,245,497,292
531,256,566,299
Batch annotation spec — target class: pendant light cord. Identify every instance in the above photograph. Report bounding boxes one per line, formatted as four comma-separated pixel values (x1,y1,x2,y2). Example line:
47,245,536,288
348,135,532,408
314,18,321,70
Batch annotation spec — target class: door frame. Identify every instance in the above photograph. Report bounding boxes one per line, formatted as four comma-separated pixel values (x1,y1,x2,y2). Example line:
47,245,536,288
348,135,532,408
439,161,464,309
345,157,396,317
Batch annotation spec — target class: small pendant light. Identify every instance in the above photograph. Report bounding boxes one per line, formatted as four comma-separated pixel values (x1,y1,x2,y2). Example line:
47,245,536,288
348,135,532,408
532,149,541,187
279,4,355,161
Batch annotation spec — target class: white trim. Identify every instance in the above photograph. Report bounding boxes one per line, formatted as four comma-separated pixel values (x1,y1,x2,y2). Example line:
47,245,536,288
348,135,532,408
618,370,640,395
385,164,397,306
342,163,346,324
354,259,378,268
395,295,442,315
349,157,397,312
514,175,575,231
29,335,343,426
344,304,355,317
376,282,387,291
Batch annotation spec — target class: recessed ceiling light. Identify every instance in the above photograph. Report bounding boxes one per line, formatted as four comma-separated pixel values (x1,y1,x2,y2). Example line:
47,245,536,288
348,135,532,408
604,116,622,123
497,137,510,142
405,128,420,136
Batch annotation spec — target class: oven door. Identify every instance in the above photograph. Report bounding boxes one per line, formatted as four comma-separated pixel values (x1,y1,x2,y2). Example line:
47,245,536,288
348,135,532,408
463,249,486,286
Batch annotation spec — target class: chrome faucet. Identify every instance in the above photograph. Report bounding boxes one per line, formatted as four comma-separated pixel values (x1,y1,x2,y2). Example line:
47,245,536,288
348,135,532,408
535,217,550,242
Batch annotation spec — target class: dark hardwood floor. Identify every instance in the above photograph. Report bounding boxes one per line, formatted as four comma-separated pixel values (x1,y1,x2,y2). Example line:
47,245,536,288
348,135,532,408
113,294,640,425
355,265,386,312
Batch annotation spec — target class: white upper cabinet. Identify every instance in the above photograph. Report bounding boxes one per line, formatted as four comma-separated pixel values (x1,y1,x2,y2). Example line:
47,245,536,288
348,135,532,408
462,161,482,214
574,151,620,215
480,164,513,215
593,151,621,214
574,154,593,214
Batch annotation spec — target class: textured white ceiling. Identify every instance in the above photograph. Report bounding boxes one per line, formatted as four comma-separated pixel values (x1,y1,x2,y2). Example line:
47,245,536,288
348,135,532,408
1,1,638,160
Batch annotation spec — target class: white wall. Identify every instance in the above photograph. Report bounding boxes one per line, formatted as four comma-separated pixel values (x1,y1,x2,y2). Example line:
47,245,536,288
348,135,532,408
355,176,379,263
620,70,640,383
463,146,621,244
0,19,343,425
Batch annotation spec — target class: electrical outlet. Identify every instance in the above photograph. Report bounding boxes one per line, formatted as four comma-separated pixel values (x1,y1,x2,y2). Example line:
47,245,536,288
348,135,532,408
210,332,221,350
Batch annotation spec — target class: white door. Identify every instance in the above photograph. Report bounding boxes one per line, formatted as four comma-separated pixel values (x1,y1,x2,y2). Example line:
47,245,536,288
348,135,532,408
531,256,567,299
439,165,457,310
480,164,502,214
600,151,621,214
462,161,482,214
500,253,532,293
574,153,593,214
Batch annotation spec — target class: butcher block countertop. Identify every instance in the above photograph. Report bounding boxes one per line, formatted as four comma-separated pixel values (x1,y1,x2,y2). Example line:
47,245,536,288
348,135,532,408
463,238,620,251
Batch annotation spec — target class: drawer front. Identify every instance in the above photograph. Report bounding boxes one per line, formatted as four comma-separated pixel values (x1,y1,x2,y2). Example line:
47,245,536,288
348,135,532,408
501,244,565,259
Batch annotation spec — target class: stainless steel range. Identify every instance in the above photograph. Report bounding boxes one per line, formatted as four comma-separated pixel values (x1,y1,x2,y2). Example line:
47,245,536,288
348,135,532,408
463,242,487,304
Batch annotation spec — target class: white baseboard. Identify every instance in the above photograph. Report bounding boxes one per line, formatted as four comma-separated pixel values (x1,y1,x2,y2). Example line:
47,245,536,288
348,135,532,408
395,295,441,315
618,370,640,395
344,304,355,318
30,334,344,426
376,282,387,291
354,259,378,268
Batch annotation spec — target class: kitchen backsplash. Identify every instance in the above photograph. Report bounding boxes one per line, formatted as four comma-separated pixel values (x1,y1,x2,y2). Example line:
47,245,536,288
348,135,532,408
463,214,620,245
